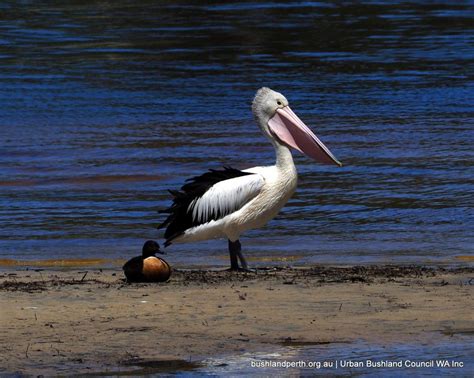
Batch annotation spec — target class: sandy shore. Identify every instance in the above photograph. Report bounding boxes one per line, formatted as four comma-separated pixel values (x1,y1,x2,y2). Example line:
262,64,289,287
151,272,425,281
1,265,472,375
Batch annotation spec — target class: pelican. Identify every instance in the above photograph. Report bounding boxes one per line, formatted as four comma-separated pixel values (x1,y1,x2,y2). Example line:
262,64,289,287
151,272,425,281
158,87,341,270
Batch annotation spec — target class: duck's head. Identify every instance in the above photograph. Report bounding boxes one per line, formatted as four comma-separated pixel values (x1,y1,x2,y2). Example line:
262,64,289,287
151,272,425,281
252,87,342,166
142,240,161,258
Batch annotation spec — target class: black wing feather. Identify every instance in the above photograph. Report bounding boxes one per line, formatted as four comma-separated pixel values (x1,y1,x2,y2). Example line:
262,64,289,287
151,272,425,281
158,166,253,246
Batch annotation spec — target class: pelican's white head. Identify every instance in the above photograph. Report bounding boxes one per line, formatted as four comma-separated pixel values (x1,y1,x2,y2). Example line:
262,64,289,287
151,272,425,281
252,87,342,166
252,87,288,134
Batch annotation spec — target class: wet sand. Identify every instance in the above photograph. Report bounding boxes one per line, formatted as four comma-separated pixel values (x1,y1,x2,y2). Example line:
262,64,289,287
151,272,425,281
0,265,472,375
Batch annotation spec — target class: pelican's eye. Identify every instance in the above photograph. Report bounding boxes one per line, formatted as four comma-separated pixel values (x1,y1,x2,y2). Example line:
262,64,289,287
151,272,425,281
277,100,282,106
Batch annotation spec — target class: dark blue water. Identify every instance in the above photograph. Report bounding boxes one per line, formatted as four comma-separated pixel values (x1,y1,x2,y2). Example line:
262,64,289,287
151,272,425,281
0,1,473,266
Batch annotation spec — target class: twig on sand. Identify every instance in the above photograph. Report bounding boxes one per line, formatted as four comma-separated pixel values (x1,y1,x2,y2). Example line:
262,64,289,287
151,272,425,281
80,271,88,282
25,343,30,358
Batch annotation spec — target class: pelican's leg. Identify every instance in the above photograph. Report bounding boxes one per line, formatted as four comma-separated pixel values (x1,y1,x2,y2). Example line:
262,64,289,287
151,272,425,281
228,240,251,271
228,239,239,270
235,242,248,270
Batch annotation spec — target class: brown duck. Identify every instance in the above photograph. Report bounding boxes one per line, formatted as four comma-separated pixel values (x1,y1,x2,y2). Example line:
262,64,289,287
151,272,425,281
123,240,171,282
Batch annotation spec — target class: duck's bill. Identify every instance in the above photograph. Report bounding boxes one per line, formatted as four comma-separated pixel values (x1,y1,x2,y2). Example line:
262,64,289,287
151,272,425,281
268,106,342,166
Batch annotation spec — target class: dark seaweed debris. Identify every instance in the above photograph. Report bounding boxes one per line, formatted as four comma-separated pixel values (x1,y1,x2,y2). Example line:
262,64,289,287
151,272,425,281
0,278,108,293
0,265,472,292
171,265,473,285
0,281,47,293
306,265,440,283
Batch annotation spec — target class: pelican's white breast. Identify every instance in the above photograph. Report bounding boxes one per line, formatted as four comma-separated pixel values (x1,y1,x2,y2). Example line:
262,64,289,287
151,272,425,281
223,164,298,241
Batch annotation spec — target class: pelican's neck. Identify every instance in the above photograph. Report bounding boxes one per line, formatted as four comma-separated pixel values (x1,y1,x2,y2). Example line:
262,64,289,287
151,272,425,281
254,111,296,172
272,139,296,171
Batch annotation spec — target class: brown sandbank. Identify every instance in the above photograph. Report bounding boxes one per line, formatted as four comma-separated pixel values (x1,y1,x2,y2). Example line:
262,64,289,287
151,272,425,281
0,265,472,375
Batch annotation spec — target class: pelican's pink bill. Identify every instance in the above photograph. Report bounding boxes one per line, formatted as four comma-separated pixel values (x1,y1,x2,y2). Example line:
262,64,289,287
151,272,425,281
267,106,342,166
